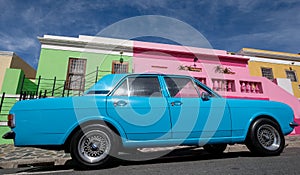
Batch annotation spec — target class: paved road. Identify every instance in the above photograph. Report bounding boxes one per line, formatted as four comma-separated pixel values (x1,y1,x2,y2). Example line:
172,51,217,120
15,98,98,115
1,146,300,175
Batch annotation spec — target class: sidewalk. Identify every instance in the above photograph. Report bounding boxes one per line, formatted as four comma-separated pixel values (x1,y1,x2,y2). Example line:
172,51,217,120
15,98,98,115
1,135,300,169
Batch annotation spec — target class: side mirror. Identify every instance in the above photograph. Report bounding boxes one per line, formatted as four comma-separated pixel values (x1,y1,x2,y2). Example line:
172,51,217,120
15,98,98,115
201,92,210,101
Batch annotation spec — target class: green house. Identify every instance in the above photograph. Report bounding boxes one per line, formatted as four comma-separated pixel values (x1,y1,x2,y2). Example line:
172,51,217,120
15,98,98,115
36,35,133,96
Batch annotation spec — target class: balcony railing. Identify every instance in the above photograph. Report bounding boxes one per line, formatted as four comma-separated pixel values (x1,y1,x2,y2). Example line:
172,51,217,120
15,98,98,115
212,79,236,92
240,81,263,94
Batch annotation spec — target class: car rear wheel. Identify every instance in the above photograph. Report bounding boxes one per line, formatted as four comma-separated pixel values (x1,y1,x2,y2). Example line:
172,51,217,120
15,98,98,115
203,144,227,154
70,124,119,169
246,118,285,156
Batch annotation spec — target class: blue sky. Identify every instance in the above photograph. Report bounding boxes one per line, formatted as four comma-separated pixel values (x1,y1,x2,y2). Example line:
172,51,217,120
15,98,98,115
0,0,299,69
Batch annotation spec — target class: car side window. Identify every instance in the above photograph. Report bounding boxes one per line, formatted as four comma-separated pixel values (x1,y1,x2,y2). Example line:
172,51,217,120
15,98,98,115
113,76,162,97
113,78,129,96
164,77,199,98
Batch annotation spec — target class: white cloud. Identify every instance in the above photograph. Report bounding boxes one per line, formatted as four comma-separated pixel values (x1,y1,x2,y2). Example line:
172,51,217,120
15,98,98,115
0,33,37,51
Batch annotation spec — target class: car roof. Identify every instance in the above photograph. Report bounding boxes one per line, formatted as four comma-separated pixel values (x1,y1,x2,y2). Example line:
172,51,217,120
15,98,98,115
85,73,199,94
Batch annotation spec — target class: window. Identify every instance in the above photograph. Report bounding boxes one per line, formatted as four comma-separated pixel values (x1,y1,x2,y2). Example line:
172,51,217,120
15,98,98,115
261,67,274,80
66,58,86,90
113,76,162,97
286,70,297,82
113,78,128,96
164,77,199,98
112,61,128,74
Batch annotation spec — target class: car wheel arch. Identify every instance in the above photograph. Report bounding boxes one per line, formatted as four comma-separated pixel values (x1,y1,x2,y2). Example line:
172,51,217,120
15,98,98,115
245,115,282,141
63,119,126,153
245,116,285,156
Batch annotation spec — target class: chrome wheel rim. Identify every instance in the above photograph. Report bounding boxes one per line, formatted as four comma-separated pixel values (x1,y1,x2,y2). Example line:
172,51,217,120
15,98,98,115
257,124,281,151
78,130,111,163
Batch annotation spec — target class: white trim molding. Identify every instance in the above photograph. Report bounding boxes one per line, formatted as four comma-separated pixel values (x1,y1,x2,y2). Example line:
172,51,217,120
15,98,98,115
249,56,300,66
38,35,134,56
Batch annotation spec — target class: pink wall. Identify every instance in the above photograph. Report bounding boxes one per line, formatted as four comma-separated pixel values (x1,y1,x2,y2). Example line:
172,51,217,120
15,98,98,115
133,41,300,134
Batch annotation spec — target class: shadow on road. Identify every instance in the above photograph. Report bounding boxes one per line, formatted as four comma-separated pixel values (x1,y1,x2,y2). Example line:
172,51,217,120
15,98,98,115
14,147,268,173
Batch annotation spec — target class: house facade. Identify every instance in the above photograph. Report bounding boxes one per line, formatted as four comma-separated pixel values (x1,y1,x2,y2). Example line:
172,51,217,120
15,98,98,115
239,48,300,99
132,41,300,134
36,35,133,96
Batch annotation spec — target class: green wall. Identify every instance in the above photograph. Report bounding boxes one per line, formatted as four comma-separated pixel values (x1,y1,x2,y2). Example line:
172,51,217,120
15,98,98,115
36,48,132,94
37,48,132,79
23,78,38,92
1,68,38,94
0,98,16,144
0,69,22,144
1,69,23,94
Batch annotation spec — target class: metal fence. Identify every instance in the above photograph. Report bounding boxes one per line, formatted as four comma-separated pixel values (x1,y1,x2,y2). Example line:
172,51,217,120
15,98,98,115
0,67,111,115
19,67,110,100
0,93,19,126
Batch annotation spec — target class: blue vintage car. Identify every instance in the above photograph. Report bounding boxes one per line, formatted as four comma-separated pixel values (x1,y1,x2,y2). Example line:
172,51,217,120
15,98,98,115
3,74,299,168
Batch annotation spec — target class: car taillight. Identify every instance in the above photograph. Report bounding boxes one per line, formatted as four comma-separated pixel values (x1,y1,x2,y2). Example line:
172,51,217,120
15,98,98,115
7,114,15,128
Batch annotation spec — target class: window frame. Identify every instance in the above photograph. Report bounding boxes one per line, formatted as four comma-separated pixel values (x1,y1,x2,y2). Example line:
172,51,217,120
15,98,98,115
111,75,163,97
112,61,129,74
261,67,274,80
65,58,87,91
285,70,298,82
163,76,201,98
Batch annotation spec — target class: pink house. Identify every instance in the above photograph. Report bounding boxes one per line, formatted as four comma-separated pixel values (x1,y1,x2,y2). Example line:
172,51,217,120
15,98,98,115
133,41,300,134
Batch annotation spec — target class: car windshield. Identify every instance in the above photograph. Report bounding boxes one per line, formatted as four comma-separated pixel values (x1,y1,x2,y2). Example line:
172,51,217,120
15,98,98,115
84,74,126,95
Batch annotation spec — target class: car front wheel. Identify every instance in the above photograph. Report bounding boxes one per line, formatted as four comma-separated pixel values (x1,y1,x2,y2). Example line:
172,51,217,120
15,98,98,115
70,124,118,169
246,118,285,156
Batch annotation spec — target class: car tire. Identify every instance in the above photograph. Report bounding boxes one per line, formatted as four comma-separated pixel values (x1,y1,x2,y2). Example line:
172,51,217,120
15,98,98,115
245,118,285,156
70,124,119,169
203,144,227,154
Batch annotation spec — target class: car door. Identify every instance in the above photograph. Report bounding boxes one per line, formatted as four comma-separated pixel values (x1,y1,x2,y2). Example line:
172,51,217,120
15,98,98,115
106,75,172,140
163,76,231,142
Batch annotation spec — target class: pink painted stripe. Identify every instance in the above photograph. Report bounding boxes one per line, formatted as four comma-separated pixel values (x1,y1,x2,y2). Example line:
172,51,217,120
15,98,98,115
224,96,269,100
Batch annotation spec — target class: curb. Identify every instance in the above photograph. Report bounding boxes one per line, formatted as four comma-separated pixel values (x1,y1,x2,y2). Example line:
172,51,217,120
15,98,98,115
0,158,70,169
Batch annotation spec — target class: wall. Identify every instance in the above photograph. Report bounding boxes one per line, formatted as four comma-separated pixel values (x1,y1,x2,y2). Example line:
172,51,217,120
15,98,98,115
10,54,36,78
248,61,300,98
133,41,258,98
0,97,16,144
0,54,12,92
0,52,36,93
1,69,24,94
0,68,21,144
36,48,132,95
275,78,294,95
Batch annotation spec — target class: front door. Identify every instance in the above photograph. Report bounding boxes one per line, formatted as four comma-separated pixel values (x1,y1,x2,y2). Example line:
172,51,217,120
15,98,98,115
106,75,172,140
163,76,231,143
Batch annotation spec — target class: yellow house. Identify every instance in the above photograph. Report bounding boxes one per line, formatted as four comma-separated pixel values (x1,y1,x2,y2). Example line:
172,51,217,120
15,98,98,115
0,51,36,92
238,48,300,99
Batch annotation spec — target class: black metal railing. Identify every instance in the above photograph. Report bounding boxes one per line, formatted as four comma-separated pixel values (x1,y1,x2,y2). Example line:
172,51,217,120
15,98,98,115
0,93,18,118
0,67,112,116
18,67,111,100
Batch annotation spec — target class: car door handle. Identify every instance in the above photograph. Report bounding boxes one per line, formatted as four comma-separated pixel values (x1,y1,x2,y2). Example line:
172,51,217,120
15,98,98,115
171,101,183,106
114,100,127,107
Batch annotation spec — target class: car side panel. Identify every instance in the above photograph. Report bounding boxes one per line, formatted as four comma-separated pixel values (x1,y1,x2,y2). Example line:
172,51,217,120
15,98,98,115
227,99,294,142
12,96,127,146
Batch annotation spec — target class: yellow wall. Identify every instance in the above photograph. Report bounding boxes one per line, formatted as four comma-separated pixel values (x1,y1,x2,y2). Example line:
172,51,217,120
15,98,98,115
248,61,300,98
0,55,12,91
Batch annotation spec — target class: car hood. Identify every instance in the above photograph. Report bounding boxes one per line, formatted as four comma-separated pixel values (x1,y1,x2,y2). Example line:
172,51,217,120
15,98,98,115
225,98,291,109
